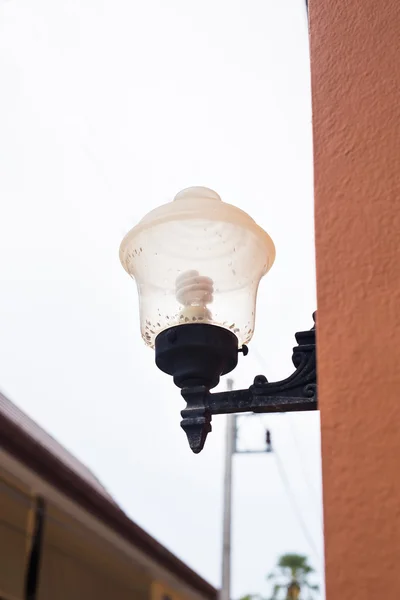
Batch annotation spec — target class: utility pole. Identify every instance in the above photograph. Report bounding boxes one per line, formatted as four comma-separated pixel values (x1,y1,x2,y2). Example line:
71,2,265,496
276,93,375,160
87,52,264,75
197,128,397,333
220,378,235,600
220,394,273,600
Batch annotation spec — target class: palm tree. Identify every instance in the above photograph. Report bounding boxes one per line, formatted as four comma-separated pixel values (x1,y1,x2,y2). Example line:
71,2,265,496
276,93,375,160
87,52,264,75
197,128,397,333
267,553,319,599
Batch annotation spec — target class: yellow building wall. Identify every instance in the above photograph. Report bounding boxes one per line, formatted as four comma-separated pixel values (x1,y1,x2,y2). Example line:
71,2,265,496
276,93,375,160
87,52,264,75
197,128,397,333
151,580,186,600
0,461,208,600
0,467,152,600
38,502,152,600
0,474,31,600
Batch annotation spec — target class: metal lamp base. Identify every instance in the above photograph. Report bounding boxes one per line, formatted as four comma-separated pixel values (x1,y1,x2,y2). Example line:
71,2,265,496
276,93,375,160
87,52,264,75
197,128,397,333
155,323,239,390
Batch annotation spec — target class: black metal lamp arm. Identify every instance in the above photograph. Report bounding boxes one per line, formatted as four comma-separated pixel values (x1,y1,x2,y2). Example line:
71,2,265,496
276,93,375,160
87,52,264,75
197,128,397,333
180,314,317,453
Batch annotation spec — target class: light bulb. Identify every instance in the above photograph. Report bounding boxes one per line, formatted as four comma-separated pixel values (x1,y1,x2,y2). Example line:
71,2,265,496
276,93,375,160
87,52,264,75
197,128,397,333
175,270,214,321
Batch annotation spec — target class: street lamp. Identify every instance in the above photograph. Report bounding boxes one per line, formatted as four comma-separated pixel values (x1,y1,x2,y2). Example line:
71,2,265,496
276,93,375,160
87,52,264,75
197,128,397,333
120,187,317,453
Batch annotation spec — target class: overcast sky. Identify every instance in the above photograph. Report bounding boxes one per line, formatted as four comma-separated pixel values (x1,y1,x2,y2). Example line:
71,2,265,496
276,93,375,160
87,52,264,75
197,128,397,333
0,0,323,598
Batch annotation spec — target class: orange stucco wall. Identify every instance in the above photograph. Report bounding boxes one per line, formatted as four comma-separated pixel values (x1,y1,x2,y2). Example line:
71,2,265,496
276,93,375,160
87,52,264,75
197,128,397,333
310,0,400,598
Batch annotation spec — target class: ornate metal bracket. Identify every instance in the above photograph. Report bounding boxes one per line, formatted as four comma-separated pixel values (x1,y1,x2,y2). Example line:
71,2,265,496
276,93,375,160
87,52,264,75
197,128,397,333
180,314,317,453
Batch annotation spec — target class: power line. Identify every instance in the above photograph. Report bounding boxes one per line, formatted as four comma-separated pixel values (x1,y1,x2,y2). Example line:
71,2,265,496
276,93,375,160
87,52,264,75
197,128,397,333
285,414,323,522
273,447,321,564
251,343,322,516
232,410,322,565
250,344,323,562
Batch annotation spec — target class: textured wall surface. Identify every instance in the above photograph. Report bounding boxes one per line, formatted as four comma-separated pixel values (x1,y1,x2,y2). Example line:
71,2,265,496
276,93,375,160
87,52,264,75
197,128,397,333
310,0,400,598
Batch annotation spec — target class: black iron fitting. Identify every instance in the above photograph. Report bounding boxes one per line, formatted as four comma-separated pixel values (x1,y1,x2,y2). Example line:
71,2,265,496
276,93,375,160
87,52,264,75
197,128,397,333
179,314,317,453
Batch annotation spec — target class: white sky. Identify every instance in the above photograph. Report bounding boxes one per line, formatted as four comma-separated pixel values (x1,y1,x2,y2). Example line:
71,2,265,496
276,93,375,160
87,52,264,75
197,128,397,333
0,0,323,598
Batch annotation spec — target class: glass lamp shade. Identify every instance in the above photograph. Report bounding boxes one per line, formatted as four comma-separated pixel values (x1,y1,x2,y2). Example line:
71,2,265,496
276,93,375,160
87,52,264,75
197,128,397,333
119,187,275,348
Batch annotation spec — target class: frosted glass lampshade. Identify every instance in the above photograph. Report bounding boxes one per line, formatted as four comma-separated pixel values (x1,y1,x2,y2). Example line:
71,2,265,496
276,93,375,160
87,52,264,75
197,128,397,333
119,187,275,348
